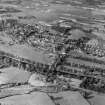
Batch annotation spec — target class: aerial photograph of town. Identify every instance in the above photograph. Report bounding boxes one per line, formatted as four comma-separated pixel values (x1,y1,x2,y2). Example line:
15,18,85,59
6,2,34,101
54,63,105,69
0,0,105,105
